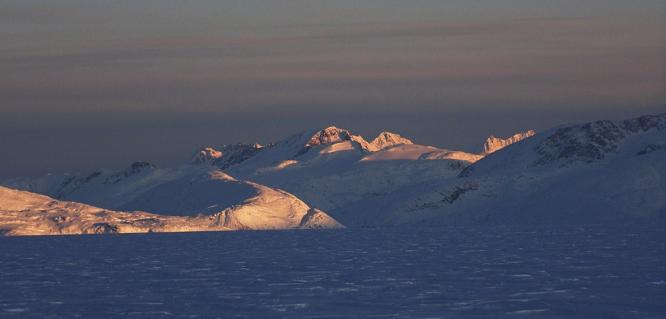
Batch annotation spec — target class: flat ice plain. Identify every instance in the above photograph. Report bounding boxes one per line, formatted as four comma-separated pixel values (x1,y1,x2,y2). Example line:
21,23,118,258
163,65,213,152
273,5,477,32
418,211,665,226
0,226,664,318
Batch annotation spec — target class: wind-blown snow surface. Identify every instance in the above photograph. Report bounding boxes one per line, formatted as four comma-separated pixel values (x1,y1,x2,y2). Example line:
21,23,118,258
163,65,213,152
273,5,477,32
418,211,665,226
0,227,663,318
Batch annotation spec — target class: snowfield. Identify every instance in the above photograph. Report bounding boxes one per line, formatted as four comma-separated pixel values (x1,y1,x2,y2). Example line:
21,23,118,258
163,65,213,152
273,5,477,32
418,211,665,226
0,226,663,318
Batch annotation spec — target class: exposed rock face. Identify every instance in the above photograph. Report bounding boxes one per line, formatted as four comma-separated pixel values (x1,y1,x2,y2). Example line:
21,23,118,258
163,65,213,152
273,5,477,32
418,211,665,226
299,208,342,229
192,147,223,164
483,130,536,154
302,127,416,154
418,150,484,163
305,126,355,147
345,114,666,226
534,114,665,166
53,171,103,199
90,223,119,234
297,126,372,156
620,114,666,133
104,162,157,184
192,144,264,169
369,132,414,151
407,183,479,212
43,162,157,199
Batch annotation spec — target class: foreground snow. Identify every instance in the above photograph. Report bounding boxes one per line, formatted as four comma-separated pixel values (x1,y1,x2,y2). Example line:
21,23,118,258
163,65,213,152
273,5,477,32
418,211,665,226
0,226,662,318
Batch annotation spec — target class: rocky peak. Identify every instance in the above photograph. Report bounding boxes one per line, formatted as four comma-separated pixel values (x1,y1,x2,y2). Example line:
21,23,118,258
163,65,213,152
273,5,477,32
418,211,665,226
305,126,354,147
192,147,223,164
370,132,414,151
534,114,665,166
192,144,264,169
299,127,417,154
483,130,536,154
295,126,373,156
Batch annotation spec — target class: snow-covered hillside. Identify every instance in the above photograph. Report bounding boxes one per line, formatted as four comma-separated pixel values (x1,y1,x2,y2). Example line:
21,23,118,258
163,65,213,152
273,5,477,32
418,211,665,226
217,126,485,211
115,168,343,230
0,184,342,236
0,165,343,236
335,114,666,226
0,185,227,236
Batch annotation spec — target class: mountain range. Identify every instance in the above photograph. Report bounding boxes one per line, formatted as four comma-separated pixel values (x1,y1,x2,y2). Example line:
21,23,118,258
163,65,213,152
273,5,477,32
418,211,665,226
1,113,664,235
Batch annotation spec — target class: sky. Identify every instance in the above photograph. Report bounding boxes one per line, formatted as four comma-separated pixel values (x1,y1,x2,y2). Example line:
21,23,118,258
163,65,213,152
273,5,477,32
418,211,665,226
1,0,664,178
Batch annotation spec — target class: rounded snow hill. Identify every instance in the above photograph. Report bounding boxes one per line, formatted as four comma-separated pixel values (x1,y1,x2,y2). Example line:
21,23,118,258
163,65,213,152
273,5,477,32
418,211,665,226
118,170,257,216
117,168,344,230
0,184,343,237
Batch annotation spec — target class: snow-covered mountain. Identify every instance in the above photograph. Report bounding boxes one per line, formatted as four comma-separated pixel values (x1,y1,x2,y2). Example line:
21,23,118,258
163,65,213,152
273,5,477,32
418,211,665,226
212,126,484,211
0,124,538,233
4,114,662,234
2,124,512,234
335,114,666,226
482,130,535,154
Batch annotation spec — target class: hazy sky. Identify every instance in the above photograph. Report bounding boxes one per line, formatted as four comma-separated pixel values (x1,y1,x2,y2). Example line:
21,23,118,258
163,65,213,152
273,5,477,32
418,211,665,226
1,0,664,178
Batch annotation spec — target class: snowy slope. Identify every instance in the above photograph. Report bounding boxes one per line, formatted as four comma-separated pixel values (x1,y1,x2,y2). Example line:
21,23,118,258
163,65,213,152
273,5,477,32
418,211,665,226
0,185,342,236
0,186,223,236
4,161,168,205
115,168,344,230
334,114,666,226
216,127,483,211
2,164,344,234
